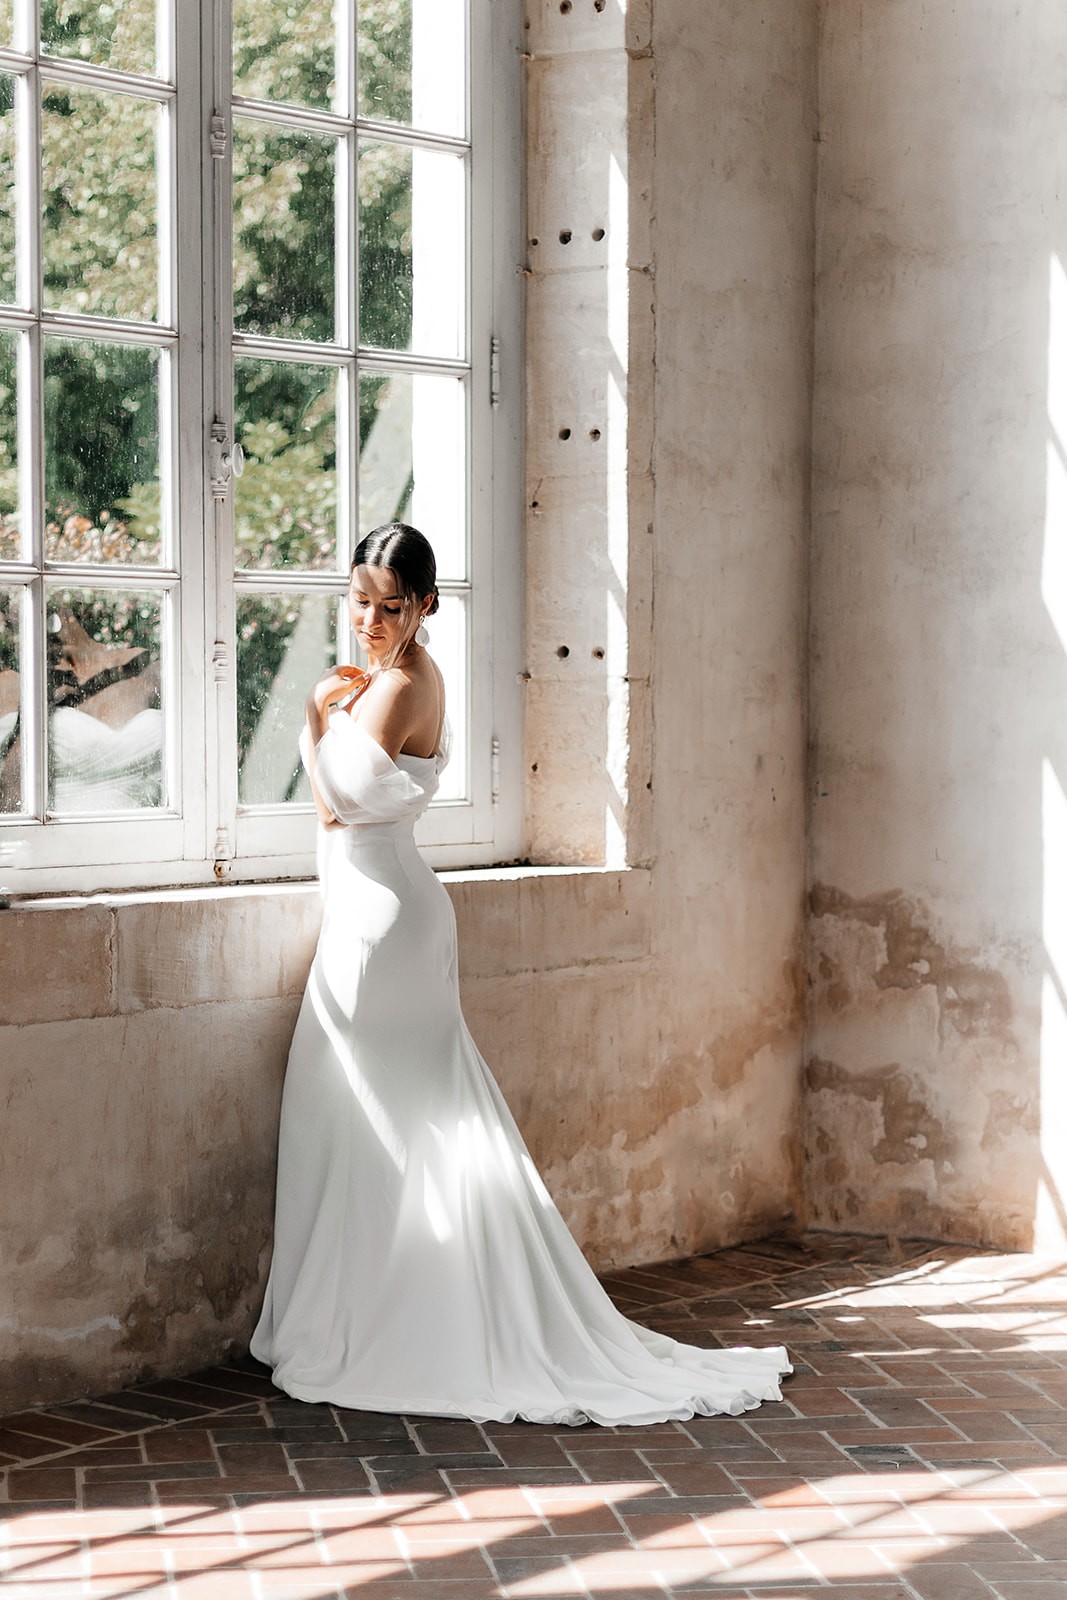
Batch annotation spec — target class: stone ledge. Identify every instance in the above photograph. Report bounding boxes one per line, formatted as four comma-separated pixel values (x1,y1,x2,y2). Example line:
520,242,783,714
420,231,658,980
0,865,652,1024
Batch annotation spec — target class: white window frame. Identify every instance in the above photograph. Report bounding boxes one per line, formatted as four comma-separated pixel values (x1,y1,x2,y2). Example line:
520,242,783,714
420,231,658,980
0,0,523,896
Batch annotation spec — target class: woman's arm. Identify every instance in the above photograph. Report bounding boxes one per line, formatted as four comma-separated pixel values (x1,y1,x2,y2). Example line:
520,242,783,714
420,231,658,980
304,666,369,827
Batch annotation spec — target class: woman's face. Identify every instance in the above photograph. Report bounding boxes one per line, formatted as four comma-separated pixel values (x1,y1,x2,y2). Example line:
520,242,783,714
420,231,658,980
349,563,410,663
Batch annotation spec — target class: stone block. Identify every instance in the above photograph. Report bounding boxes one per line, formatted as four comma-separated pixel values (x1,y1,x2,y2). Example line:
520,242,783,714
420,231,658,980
0,903,116,1025
446,864,650,978
527,53,631,275
112,886,320,1012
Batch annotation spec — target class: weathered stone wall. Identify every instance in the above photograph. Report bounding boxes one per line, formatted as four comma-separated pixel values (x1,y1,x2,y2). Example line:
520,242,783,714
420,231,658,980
808,0,1067,1249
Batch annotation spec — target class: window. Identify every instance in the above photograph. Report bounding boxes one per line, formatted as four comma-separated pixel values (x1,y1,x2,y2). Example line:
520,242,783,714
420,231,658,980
0,0,521,894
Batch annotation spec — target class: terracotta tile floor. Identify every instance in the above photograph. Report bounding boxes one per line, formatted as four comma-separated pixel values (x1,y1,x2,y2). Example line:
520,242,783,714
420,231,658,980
3,1232,1067,1599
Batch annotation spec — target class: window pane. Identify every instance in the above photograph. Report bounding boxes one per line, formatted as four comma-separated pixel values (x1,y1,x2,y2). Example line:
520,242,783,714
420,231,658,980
359,141,465,359
424,591,465,802
43,84,159,324
234,358,338,571
41,0,159,78
233,0,336,112
0,73,15,306
237,591,337,805
359,369,465,580
358,0,466,138
0,330,17,560
44,339,162,566
46,586,165,814
0,585,20,814
0,2,12,48
233,119,336,343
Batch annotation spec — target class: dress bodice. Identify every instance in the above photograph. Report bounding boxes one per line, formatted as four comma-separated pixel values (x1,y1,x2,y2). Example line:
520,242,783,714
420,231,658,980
300,710,449,830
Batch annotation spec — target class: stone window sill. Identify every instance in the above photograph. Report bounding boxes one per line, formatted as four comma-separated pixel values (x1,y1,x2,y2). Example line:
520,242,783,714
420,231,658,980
0,865,652,1028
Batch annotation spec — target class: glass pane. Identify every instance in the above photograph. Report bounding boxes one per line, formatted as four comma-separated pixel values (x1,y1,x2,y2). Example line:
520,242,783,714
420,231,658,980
44,340,162,565
358,0,466,138
0,331,18,559
233,0,336,112
359,370,465,580
237,591,337,805
234,358,338,571
423,592,465,802
0,1,12,48
359,141,465,358
43,84,159,323
0,74,15,306
41,0,158,78
0,586,20,814
233,119,336,343
46,586,165,814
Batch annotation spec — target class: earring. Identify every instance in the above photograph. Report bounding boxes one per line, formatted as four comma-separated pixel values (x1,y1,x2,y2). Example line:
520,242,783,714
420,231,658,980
415,616,430,647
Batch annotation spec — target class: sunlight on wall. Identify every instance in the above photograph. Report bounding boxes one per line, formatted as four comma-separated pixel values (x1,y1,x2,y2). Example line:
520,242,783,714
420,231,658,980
1039,758,1067,1248
1041,256,1067,654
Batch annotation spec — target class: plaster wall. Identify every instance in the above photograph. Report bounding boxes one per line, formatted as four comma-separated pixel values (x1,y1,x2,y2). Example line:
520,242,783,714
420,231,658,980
808,0,1067,1249
0,0,816,1410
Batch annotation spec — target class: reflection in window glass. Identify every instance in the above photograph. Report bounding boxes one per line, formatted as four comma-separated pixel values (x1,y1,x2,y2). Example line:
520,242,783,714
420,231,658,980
233,0,335,112
358,141,465,358
42,84,159,323
46,587,165,814
234,358,338,571
41,0,158,77
359,369,465,581
358,0,466,138
233,119,336,344
237,591,337,805
0,586,20,813
0,74,15,306
0,331,18,560
44,340,162,565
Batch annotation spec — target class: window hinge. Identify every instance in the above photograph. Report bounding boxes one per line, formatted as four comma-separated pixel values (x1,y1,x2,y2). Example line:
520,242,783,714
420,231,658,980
489,334,501,408
209,112,228,159
491,735,500,805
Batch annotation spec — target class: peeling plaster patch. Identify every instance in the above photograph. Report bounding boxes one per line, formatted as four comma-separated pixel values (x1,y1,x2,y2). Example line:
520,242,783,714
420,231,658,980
810,884,1016,1045
806,1056,952,1170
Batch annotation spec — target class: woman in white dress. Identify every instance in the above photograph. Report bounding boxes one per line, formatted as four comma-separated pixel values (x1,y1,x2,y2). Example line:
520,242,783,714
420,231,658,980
251,523,791,1426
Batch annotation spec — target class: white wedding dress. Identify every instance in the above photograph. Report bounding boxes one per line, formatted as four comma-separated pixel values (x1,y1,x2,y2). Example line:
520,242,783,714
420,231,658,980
251,707,791,1425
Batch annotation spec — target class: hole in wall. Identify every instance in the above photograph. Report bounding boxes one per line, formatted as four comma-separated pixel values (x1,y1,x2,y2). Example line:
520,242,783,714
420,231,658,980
592,227,605,242
530,499,540,509
592,647,605,660
594,0,606,9
556,645,570,659
529,237,539,247
559,229,572,245
531,762,539,772
558,427,571,440
588,427,601,442
560,1,571,12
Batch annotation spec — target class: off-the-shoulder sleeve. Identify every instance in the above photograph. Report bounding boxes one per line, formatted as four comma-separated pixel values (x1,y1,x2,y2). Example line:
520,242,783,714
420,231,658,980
301,712,427,824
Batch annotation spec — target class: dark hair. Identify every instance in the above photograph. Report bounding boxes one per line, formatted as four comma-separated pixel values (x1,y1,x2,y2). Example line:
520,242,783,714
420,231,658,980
351,523,439,616
350,523,439,668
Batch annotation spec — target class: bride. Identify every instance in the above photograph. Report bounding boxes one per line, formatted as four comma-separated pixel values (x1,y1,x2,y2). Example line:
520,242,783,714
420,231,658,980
251,522,790,1425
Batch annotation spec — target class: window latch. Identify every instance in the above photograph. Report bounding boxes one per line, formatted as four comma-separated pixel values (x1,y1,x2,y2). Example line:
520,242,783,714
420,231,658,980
208,419,244,499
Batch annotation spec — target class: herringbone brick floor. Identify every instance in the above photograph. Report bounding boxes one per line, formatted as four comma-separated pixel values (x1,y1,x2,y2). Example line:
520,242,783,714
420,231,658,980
2,1232,1067,1599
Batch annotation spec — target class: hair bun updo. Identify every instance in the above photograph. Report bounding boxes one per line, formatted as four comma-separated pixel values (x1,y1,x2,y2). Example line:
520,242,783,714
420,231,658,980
352,522,438,611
